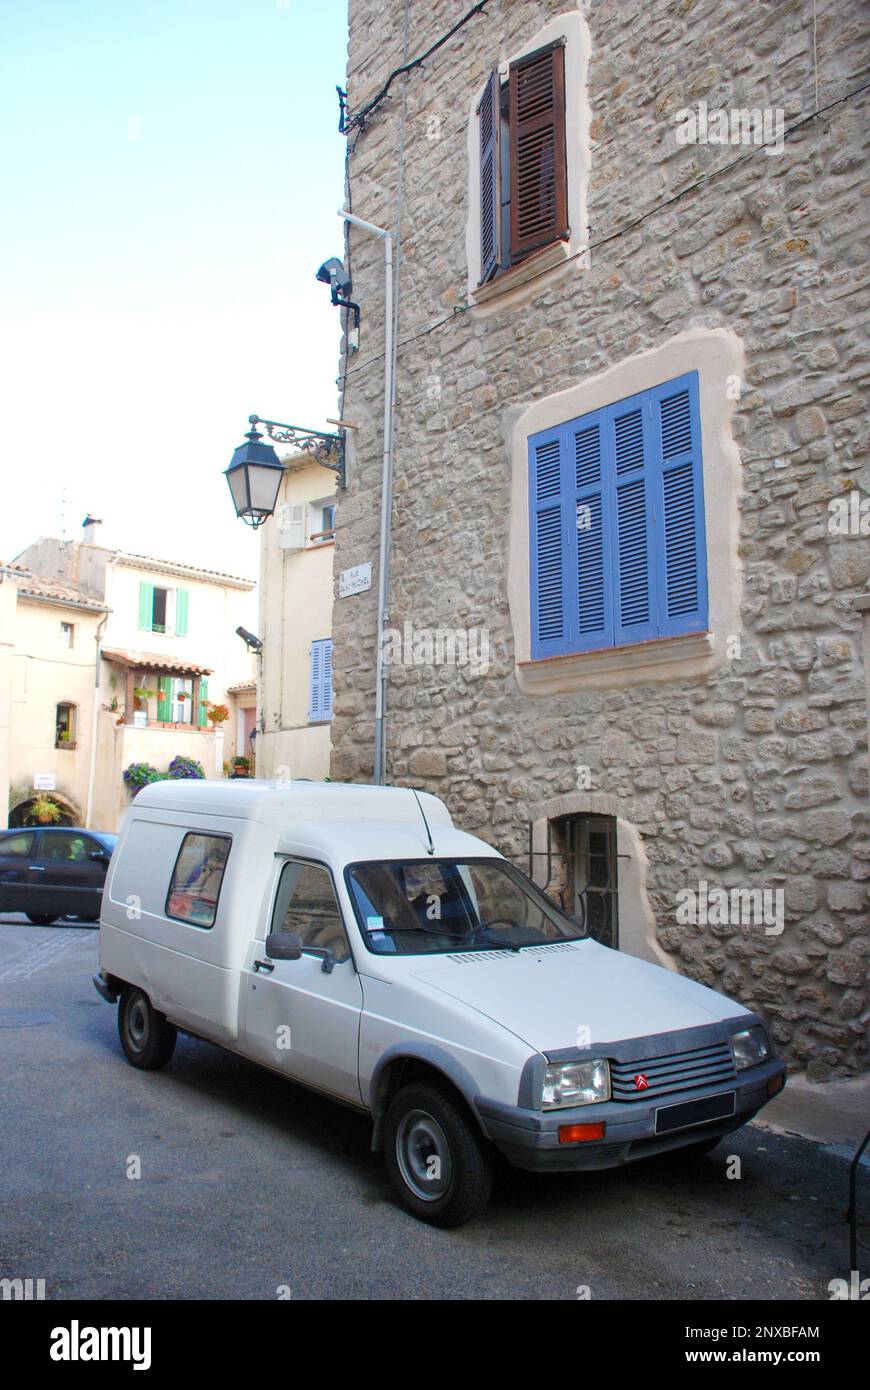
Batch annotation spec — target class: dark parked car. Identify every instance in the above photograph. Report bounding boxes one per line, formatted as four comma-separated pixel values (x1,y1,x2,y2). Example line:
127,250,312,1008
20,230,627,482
0,827,117,925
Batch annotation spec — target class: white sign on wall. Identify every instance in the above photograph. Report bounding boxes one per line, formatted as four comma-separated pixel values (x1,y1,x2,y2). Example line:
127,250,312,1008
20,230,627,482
339,562,372,598
33,773,56,791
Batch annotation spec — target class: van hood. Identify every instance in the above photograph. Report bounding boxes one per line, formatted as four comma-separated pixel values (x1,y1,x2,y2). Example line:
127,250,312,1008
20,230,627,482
411,940,750,1054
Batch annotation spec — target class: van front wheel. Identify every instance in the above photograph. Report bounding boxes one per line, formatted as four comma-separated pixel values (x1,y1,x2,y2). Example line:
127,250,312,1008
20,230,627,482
384,1082,493,1228
118,987,176,1070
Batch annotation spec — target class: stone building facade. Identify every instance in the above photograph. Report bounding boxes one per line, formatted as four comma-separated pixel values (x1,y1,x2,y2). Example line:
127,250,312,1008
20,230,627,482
331,0,869,1078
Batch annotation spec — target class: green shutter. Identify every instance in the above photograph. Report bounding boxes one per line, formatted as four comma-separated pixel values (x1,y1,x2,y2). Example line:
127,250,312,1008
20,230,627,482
198,677,209,728
175,588,189,637
156,676,171,721
138,582,154,631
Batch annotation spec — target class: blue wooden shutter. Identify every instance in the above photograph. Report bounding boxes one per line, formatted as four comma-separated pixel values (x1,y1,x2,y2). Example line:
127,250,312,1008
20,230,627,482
608,399,657,647
571,413,611,650
322,639,334,721
175,588,189,637
138,582,153,631
529,432,569,657
309,641,324,722
650,372,707,636
528,372,707,659
479,69,501,283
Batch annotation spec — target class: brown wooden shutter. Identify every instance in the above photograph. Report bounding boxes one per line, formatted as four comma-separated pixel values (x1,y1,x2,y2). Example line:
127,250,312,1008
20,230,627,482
508,41,568,261
478,67,501,283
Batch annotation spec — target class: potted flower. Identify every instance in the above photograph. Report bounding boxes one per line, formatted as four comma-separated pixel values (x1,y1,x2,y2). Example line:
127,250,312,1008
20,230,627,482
231,755,250,779
132,686,157,729
168,755,205,781
27,793,64,825
203,701,229,728
123,762,168,793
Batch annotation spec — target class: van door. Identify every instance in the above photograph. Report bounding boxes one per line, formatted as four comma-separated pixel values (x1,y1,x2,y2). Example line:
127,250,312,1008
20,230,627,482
242,859,363,1104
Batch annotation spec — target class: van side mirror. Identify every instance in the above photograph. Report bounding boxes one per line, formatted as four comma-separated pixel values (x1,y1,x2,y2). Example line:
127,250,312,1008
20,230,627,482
266,931,303,961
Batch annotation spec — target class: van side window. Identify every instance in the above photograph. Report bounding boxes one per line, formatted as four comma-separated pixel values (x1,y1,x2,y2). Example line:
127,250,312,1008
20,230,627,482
166,833,231,928
271,860,350,964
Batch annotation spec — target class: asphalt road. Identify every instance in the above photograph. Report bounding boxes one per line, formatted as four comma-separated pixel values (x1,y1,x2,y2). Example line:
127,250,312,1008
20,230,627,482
0,915,866,1301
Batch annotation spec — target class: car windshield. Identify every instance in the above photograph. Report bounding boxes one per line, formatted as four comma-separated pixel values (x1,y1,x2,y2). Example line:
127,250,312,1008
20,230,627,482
345,858,585,956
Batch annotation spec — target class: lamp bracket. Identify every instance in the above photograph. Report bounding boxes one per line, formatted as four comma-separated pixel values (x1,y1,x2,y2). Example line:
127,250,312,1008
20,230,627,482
249,415,345,487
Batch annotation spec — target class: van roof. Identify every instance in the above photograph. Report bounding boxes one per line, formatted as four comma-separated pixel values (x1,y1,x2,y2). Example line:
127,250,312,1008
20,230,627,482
130,778,454,829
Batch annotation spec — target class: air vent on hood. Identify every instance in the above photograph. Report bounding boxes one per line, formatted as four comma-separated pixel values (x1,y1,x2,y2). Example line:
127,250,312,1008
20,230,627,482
446,950,519,964
446,941,581,964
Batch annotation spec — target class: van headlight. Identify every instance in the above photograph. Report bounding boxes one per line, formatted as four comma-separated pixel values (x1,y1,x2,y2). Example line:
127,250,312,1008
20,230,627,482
542,1059,611,1109
729,1026,771,1070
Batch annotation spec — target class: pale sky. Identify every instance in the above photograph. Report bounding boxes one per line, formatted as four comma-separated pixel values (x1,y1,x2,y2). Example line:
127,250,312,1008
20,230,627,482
0,0,348,582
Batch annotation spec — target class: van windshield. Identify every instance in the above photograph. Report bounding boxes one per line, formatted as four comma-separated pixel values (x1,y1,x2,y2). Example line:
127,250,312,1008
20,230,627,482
345,858,585,956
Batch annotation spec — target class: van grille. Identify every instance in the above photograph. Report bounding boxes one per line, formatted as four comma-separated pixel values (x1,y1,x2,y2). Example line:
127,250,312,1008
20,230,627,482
610,1041,735,1102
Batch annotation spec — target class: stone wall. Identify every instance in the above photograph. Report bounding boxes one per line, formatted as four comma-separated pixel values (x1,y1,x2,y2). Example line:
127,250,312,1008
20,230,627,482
334,0,870,1077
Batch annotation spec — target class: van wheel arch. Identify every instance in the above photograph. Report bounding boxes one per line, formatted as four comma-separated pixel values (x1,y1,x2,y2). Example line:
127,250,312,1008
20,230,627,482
370,1054,485,1153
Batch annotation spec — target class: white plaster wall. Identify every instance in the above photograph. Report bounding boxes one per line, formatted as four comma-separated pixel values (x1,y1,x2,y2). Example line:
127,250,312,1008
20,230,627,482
8,598,104,822
258,456,336,782
103,564,256,704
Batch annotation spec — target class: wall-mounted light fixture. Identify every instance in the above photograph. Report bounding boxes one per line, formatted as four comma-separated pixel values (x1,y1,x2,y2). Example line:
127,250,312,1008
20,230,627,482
316,256,361,353
224,414,345,527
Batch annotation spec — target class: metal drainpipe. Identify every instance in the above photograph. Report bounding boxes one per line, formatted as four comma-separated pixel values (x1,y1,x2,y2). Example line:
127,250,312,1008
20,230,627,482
85,554,115,828
338,209,395,785
84,609,108,828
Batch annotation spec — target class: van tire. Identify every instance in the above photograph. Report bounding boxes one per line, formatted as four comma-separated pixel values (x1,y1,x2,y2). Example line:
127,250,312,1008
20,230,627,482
26,913,57,926
118,987,177,1070
383,1082,493,1228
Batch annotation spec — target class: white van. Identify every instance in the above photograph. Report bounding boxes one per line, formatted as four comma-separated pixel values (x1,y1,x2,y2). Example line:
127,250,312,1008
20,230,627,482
96,780,786,1226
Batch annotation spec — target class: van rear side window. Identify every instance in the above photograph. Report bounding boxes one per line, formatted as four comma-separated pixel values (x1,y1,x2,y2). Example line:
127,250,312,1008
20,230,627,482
165,833,231,928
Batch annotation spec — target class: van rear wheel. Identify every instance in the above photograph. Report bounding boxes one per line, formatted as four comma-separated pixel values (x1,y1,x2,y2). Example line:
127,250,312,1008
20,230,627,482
118,987,176,1070
384,1082,493,1228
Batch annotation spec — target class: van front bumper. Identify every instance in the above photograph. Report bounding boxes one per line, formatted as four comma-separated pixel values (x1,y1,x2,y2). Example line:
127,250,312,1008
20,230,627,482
93,972,120,1004
475,1056,786,1172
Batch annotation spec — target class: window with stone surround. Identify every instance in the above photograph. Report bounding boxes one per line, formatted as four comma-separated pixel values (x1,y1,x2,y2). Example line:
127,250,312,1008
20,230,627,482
466,11,590,305
478,41,568,285
528,372,709,661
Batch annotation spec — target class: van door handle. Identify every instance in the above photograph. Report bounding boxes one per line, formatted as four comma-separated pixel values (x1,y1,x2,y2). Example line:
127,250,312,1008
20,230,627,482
253,959,274,973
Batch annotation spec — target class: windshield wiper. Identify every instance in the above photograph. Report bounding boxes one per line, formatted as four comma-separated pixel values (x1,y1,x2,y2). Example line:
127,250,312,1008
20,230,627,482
411,923,522,951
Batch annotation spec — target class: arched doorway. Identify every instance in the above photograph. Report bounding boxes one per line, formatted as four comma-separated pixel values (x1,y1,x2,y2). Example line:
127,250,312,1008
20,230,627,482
8,794,80,829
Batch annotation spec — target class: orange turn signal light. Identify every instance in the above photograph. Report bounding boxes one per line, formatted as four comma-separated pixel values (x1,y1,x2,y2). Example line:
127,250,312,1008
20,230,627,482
558,1122,606,1144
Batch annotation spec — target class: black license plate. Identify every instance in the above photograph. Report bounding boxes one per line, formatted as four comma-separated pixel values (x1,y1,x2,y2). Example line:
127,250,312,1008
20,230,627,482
655,1090,736,1135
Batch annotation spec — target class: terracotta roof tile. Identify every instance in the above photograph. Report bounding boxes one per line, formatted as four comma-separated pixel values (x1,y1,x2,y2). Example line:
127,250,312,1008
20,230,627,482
102,647,213,677
15,573,108,612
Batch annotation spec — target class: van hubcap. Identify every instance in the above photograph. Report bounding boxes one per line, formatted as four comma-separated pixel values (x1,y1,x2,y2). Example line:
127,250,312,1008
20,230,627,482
396,1110,452,1202
128,998,148,1049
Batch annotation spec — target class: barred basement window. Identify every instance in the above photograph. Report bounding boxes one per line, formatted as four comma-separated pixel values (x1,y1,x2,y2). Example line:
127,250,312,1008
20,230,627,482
569,816,619,949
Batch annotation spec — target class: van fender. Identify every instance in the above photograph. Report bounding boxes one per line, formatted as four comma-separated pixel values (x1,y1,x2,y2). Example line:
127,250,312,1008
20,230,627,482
367,1042,487,1151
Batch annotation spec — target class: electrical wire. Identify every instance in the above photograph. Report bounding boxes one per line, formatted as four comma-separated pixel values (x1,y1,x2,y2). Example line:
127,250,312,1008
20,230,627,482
340,77,870,385
341,1,491,135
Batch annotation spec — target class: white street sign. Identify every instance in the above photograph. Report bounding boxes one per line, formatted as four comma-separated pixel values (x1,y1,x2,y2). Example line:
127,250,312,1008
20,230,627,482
339,562,372,598
33,773,56,791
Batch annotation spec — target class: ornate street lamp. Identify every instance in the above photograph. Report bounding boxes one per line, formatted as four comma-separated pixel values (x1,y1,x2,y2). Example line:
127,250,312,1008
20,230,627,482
225,415,345,527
